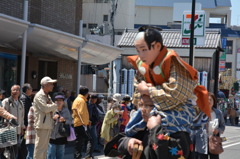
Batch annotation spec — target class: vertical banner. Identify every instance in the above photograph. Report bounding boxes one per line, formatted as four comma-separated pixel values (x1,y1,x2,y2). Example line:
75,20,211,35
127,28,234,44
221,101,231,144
121,68,128,95
219,61,226,72
219,38,227,72
201,71,208,89
128,69,135,97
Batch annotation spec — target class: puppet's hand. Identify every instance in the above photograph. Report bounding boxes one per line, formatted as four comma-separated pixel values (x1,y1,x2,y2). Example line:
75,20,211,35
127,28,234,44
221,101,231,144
147,115,161,130
138,81,150,95
146,83,152,87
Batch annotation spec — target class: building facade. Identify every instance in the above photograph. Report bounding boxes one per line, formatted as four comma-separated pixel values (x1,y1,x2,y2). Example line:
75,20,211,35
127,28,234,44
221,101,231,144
0,0,122,95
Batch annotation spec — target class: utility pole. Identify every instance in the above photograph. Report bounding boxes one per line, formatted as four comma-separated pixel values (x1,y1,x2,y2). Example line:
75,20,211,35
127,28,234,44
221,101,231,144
108,0,117,95
189,0,196,66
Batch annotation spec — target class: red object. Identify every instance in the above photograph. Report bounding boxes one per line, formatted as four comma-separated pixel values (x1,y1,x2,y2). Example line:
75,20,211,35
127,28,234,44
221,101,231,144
177,150,183,156
189,144,194,152
157,134,165,140
152,143,158,150
113,144,117,149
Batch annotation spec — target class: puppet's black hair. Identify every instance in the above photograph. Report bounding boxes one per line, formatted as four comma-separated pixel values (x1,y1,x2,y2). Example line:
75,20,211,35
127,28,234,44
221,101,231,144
138,25,163,50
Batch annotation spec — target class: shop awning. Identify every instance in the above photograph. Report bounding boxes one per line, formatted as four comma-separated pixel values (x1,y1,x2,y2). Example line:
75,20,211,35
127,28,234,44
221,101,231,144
0,14,123,65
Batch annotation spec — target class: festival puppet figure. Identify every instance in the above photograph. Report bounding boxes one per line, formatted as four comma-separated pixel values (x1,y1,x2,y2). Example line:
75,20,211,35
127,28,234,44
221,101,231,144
125,26,210,158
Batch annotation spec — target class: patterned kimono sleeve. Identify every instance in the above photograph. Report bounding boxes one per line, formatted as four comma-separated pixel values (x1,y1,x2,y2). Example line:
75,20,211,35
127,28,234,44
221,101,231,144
148,58,198,111
131,72,145,106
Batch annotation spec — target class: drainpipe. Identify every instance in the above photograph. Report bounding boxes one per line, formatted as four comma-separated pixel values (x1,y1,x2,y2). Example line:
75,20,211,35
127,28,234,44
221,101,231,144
76,20,83,94
20,0,28,89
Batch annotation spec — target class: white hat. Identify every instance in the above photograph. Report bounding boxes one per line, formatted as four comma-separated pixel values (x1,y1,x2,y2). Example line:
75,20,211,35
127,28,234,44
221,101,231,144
40,76,57,85
113,93,122,102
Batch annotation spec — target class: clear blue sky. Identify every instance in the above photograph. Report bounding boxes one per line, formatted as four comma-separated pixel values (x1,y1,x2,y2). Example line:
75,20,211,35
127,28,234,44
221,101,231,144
231,0,240,25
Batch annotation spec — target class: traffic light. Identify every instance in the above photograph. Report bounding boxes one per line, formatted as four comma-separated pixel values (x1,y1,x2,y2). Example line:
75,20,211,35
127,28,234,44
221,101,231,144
234,82,239,92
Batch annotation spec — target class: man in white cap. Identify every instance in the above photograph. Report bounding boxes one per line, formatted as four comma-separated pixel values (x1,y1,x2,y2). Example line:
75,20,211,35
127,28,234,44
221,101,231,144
33,76,58,159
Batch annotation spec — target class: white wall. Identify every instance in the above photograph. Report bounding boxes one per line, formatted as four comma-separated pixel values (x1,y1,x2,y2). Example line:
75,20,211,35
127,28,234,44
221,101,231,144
226,37,240,78
114,0,135,29
134,6,231,27
82,0,135,36
135,6,173,25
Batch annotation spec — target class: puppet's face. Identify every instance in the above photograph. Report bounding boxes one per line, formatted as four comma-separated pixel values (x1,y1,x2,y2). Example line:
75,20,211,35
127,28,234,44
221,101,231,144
134,35,161,65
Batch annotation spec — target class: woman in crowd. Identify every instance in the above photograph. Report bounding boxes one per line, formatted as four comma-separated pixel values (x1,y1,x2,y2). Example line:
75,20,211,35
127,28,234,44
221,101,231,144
25,106,35,159
119,96,130,132
47,95,71,159
197,92,225,159
101,103,121,146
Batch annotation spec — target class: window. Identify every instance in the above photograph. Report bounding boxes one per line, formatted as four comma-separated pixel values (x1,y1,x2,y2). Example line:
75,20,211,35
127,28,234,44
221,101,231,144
116,31,122,35
103,15,108,22
225,62,232,76
226,40,233,54
225,62,232,69
83,23,87,28
88,23,98,29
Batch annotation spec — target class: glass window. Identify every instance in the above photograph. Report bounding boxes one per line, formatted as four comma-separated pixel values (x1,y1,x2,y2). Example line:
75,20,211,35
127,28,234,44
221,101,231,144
103,15,108,22
0,52,18,96
225,62,232,76
88,23,98,29
226,40,233,54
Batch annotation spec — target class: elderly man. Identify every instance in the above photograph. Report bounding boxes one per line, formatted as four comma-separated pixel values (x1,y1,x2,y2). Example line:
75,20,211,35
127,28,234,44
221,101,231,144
2,85,25,158
20,83,33,127
109,95,192,159
18,83,33,159
33,76,58,159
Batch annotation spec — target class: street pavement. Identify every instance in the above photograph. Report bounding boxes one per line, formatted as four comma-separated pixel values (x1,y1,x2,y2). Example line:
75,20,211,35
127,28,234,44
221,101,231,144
220,122,240,159
64,121,240,159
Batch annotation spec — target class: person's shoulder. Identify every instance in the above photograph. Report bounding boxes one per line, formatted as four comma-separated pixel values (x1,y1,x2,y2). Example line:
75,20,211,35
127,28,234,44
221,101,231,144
73,96,85,104
214,108,223,115
62,107,70,113
2,98,9,103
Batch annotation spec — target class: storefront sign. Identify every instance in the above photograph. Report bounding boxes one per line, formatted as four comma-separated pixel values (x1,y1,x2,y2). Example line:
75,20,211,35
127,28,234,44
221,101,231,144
59,73,72,79
219,60,226,72
181,10,206,46
221,38,227,49
237,48,240,69
220,52,226,61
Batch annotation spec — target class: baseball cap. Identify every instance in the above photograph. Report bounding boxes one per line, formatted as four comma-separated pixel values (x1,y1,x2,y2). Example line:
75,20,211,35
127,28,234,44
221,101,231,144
98,94,104,98
40,76,57,85
55,95,65,100
0,89,5,94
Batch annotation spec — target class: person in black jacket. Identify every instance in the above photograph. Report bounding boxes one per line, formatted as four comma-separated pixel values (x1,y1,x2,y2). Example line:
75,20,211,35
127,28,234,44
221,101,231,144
88,94,101,153
19,83,33,159
20,83,33,127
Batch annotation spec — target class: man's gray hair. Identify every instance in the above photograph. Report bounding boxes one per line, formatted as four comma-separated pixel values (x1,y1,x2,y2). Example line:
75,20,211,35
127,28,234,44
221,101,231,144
11,85,20,92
